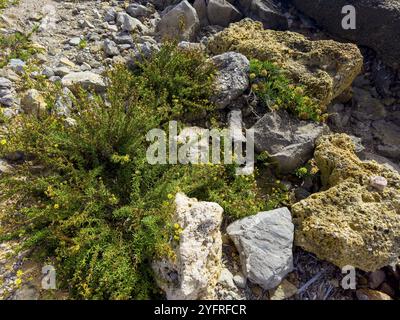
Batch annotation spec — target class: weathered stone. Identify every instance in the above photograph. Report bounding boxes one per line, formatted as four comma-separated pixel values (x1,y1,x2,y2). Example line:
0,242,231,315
227,207,294,290
126,4,153,18
233,273,247,289
292,0,400,68
116,12,148,33
207,0,242,27
103,39,119,57
69,37,81,46
0,77,12,89
356,288,392,301
208,20,363,110
8,59,26,74
104,7,117,22
21,89,47,115
210,52,249,109
193,0,209,27
269,279,298,300
153,193,223,300
252,110,328,173
12,285,39,300
370,176,388,192
156,0,199,42
61,72,106,92
292,134,400,271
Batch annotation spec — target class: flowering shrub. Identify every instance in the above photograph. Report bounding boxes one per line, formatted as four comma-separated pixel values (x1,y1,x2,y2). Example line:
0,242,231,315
0,45,267,299
249,59,324,122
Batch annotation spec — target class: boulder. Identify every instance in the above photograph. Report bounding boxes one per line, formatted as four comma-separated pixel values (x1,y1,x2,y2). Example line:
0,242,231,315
126,4,153,18
292,134,400,271
20,89,47,116
210,52,249,109
153,193,223,300
207,0,242,27
292,0,400,68
103,39,120,57
156,0,200,42
193,0,209,27
61,71,106,92
227,207,294,290
207,20,363,110
252,110,328,173
116,12,148,33
238,0,288,30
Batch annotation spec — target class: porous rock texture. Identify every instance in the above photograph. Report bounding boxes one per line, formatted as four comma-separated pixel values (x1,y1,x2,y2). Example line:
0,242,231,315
207,20,363,110
292,134,400,271
152,193,223,300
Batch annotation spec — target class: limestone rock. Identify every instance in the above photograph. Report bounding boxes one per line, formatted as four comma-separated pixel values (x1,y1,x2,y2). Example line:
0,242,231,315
269,279,298,300
61,71,106,92
116,12,148,33
153,193,223,300
292,134,400,271
193,0,209,27
156,0,200,42
207,20,363,109
252,110,328,173
21,89,47,116
210,52,249,109
207,0,242,28
227,207,294,290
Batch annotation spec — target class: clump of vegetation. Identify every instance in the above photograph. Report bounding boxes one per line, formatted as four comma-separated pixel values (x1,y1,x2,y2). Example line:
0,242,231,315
249,59,323,122
0,0,19,10
295,167,309,179
0,44,266,299
0,26,40,68
133,42,216,119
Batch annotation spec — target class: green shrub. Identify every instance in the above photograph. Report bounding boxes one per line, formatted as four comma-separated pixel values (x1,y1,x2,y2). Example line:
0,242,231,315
0,25,40,68
133,42,216,119
249,59,322,122
0,0,19,10
0,45,266,299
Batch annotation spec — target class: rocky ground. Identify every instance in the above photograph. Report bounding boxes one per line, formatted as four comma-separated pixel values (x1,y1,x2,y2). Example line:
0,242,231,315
0,0,399,300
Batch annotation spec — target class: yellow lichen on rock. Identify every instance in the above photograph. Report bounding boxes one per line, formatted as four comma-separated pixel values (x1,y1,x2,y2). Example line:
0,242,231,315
292,134,400,271
207,19,363,110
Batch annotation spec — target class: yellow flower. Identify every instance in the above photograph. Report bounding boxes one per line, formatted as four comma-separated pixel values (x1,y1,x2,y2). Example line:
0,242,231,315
53,203,60,209
16,270,24,277
173,223,180,230
167,193,174,199
173,235,180,241
15,278,22,286
0,139,6,145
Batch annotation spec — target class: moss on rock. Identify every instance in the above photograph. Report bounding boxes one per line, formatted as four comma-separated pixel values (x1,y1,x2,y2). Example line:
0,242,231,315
292,134,400,271
207,20,363,111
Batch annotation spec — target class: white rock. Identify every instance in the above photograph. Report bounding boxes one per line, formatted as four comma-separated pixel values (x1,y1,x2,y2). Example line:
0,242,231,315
156,0,200,42
61,71,106,92
210,52,249,109
370,176,388,192
153,193,223,300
